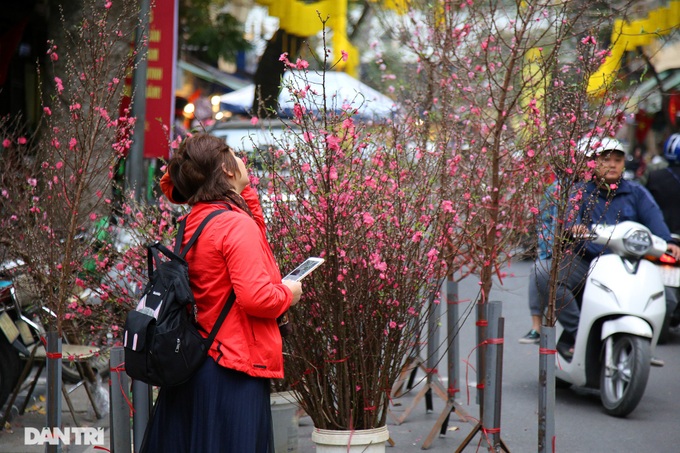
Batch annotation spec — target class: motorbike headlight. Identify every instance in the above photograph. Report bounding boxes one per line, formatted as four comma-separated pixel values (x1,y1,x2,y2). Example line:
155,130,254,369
623,229,652,255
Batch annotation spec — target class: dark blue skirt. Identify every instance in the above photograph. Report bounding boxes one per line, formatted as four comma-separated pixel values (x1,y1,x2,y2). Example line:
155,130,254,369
141,358,273,453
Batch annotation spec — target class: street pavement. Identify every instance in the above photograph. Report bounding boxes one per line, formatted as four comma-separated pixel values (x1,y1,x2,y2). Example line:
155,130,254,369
2,258,680,452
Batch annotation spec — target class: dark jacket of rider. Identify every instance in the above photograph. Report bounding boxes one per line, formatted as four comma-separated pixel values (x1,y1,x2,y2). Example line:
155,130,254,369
575,179,674,262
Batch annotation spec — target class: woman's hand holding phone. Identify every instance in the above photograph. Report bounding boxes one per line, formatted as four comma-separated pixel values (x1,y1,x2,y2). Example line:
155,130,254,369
282,280,302,306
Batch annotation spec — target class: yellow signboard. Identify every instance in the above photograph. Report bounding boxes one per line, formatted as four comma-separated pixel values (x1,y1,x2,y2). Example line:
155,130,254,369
255,0,360,76
588,1,680,96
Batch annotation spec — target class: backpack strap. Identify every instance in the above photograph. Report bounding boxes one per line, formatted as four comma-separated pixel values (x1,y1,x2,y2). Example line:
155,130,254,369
146,243,181,281
175,205,234,258
174,205,236,347
204,289,236,348
145,207,232,278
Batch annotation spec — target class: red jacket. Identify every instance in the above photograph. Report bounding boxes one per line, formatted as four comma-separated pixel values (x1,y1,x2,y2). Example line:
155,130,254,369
161,174,292,378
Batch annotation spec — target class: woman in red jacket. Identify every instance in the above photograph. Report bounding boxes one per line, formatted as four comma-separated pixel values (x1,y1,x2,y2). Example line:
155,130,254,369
142,133,302,453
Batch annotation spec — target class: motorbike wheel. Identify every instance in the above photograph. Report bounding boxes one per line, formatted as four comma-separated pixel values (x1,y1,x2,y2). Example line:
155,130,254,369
0,337,21,410
600,335,651,417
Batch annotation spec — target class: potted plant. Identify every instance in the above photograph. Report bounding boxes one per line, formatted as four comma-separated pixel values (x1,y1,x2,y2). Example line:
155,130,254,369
258,49,455,450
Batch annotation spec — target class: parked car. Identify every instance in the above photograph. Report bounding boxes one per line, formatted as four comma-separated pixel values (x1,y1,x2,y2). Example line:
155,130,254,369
207,119,300,175
208,119,302,218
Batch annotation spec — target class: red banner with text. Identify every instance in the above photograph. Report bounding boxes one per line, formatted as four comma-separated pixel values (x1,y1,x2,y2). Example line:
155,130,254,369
142,0,177,158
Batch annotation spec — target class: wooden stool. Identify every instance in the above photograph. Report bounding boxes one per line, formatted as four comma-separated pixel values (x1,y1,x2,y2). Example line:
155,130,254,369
2,343,102,426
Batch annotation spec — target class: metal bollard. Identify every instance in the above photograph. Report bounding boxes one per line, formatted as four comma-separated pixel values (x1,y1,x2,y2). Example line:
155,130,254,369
109,346,131,453
538,326,556,453
132,379,152,452
46,331,62,453
482,300,504,451
446,279,460,403
425,287,441,412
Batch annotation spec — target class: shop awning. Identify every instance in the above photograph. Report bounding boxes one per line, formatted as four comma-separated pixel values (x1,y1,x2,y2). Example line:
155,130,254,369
178,60,250,92
628,70,680,112
219,70,399,120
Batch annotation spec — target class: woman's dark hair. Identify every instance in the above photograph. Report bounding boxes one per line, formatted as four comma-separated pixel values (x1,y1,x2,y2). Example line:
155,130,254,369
167,133,251,213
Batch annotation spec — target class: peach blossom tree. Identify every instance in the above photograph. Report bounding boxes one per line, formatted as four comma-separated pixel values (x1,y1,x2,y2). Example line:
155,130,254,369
256,39,459,428
251,3,575,434
375,1,633,450
0,0,173,348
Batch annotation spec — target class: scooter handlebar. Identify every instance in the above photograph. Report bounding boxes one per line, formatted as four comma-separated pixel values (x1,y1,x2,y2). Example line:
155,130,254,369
589,221,667,258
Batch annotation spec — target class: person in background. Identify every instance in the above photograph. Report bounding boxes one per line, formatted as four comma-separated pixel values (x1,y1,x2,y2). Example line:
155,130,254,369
142,133,302,453
518,179,557,344
537,137,680,363
646,133,680,235
637,147,668,185
174,96,189,139
624,145,646,181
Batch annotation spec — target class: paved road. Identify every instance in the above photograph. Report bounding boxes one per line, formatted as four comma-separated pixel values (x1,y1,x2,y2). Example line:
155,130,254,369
2,258,679,452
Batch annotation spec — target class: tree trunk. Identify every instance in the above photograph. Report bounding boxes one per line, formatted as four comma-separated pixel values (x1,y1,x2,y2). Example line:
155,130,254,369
252,29,305,118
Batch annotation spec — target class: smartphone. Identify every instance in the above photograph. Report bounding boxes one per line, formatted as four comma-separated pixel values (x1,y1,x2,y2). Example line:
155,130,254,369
282,257,325,281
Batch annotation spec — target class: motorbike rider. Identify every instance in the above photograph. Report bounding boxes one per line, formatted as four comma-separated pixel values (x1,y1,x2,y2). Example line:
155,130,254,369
646,133,680,235
540,137,680,360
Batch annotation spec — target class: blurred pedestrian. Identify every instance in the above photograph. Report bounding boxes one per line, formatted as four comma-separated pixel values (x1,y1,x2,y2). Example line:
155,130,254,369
646,133,680,235
638,148,668,185
624,145,646,180
518,179,556,344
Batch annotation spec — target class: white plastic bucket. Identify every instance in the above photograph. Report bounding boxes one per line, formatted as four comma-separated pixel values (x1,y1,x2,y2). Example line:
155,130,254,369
311,426,390,453
270,391,299,453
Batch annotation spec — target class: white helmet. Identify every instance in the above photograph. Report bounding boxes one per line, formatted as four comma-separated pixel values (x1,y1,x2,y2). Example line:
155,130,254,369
577,136,626,158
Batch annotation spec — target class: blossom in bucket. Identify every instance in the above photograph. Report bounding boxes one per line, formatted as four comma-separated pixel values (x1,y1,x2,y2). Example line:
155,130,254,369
262,46,455,428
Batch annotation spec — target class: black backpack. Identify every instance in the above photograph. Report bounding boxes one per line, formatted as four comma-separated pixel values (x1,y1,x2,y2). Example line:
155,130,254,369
123,208,235,387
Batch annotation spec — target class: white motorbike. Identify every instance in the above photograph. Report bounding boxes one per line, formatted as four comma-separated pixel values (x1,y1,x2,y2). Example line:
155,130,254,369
555,221,667,417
